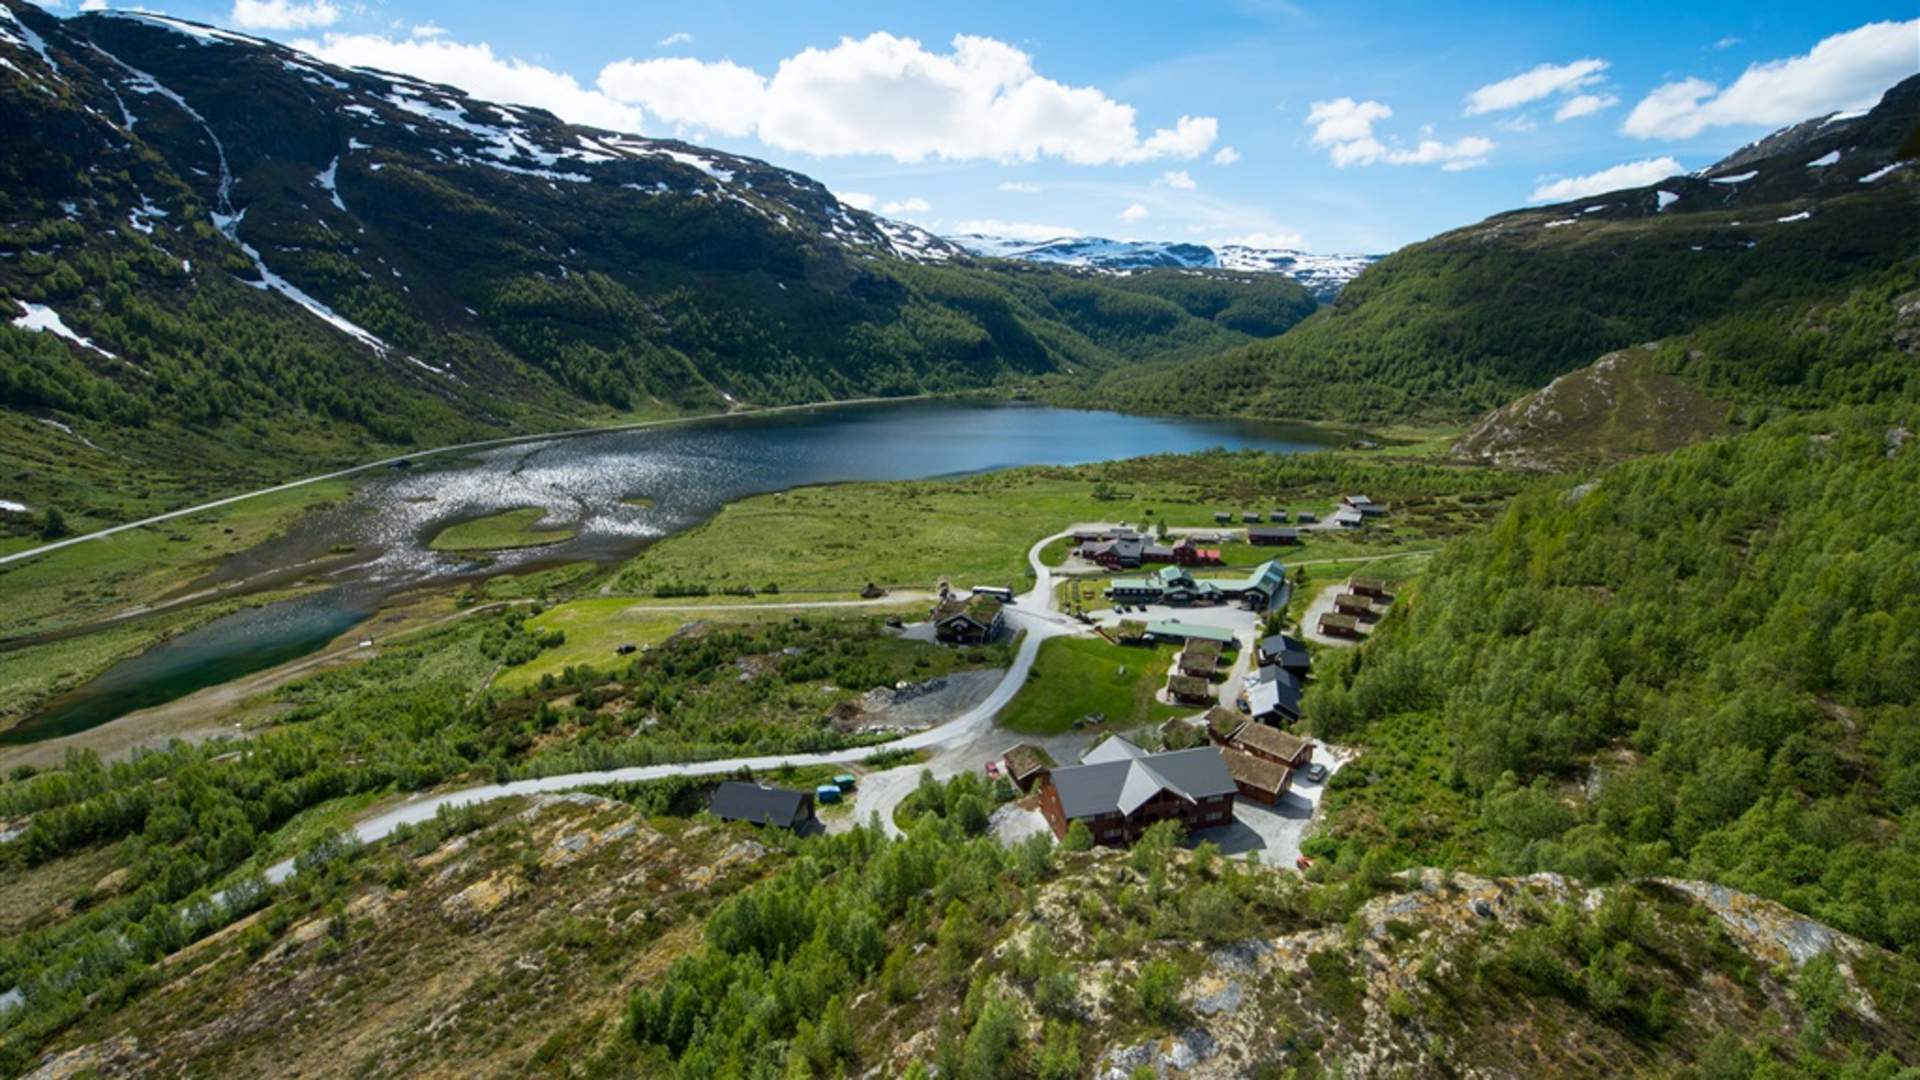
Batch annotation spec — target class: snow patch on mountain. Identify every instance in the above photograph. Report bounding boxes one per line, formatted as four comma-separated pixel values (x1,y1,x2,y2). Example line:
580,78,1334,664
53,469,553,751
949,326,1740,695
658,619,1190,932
946,234,1376,300
13,301,117,359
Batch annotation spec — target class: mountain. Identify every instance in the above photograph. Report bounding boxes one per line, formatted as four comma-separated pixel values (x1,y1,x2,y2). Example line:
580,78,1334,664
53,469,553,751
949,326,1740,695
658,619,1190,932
946,234,1378,301
0,2,1311,523
1073,75,1920,425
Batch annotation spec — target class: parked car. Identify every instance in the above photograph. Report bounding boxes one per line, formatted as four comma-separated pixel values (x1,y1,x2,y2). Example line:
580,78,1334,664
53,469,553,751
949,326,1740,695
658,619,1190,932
985,761,1000,778
1305,763,1327,783
1294,855,1313,871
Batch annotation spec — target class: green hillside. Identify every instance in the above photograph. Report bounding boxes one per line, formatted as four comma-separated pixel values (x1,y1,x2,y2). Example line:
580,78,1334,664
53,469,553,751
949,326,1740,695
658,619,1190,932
1073,76,1920,426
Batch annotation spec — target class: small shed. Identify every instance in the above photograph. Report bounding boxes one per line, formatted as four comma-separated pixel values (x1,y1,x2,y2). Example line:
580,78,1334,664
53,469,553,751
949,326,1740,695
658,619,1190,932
710,782,815,828
814,783,844,804
1241,511,1261,524
1168,674,1214,705
1295,511,1318,524
1002,743,1056,793
833,774,858,791
1268,510,1289,522
1213,511,1232,524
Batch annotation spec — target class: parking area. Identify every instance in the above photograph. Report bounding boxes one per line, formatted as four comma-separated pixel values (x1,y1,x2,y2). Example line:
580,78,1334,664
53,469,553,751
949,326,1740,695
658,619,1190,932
1190,746,1350,867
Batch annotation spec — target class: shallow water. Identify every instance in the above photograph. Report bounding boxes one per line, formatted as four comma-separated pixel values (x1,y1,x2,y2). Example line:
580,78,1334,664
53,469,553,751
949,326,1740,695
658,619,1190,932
13,400,1346,741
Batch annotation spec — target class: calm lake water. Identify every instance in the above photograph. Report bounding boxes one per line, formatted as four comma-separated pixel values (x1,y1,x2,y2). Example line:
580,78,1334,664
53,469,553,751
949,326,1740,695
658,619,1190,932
11,401,1346,742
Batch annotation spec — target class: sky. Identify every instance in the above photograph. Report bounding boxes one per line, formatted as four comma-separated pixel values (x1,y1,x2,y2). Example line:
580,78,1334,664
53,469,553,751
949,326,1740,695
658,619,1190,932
44,0,1920,253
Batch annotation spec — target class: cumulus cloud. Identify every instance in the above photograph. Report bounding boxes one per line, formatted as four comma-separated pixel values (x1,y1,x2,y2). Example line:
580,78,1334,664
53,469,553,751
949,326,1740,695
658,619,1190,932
953,218,1079,241
835,191,877,211
294,33,644,132
1158,169,1196,189
996,180,1040,193
1529,156,1683,202
1554,93,1618,121
1465,59,1608,115
1212,145,1240,165
881,196,931,215
1623,20,1919,139
1306,98,1491,169
1119,202,1149,223
229,0,339,31
657,31,692,48
595,57,765,135
596,33,1218,164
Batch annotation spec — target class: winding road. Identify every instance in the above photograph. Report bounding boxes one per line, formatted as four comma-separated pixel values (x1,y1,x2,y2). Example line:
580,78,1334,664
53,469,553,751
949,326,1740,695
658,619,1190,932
259,531,1086,881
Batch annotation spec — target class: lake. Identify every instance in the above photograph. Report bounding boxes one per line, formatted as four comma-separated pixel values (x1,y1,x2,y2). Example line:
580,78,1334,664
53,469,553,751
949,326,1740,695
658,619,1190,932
9,400,1346,742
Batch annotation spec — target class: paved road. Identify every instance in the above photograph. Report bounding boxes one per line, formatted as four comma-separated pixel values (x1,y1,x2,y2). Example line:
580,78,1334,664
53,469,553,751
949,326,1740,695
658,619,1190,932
262,532,1089,878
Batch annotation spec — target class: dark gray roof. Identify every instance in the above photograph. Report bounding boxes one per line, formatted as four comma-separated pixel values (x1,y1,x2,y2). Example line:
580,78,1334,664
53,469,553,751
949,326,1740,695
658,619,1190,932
710,782,811,827
1259,634,1311,669
1050,738,1236,819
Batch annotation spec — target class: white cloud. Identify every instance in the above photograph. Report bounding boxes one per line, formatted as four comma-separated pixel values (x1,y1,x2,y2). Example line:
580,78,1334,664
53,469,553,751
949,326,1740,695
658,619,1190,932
294,33,645,132
881,196,931,215
835,191,877,211
1119,202,1149,223
1465,59,1608,115
1212,145,1240,165
996,180,1040,193
1217,230,1305,249
596,33,1218,164
953,218,1080,241
657,31,693,48
1554,93,1618,121
1714,36,1740,50
1306,98,1491,169
1624,20,1920,139
410,22,446,39
1529,156,1683,202
1157,169,1196,189
229,0,339,31
595,57,765,136
1495,114,1537,133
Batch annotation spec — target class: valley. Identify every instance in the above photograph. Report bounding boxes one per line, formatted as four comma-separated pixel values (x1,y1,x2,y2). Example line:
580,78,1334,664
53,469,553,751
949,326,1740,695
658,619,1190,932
2,2,1918,1077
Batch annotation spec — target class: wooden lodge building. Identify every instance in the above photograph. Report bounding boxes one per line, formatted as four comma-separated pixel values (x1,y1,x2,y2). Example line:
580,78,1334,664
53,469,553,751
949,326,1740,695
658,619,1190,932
1318,612,1362,639
1107,560,1289,612
1037,736,1237,844
1168,674,1214,706
709,782,815,829
933,594,1005,644
1001,743,1055,793
1206,709,1314,803
1347,576,1393,600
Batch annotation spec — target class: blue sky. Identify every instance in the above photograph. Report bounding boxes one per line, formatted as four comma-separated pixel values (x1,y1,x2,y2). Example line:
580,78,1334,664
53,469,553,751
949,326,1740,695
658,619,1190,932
56,0,1920,252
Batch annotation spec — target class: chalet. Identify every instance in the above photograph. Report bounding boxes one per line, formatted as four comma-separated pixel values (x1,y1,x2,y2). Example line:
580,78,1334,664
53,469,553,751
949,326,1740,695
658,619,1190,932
1241,511,1262,524
1184,637,1223,659
1222,559,1290,611
1257,633,1312,676
1083,535,1146,569
1318,612,1362,639
1168,674,1215,706
1341,495,1373,508
1214,511,1232,524
1038,736,1237,844
1331,507,1366,528
1002,744,1055,793
1246,668,1304,723
710,782,814,828
1111,619,1150,645
1295,511,1318,524
1348,576,1392,600
1268,510,1289,522
1221,714,1315,770
1357,502,1388,517
1333,592,1377,619
933,594,1005,644
1177,649,1218,679
1221,747,1292,805
1171,538,1222,565
1246,526,1300,547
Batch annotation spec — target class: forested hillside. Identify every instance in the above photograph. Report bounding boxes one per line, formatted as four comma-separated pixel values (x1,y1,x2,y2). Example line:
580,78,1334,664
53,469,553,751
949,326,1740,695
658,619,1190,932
1307,408,1920,953
1077,76,1920,425
0,1,1312,524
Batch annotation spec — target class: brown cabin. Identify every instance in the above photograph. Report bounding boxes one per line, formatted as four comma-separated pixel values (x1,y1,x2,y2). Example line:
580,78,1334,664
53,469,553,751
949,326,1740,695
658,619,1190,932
1168,674,1214,705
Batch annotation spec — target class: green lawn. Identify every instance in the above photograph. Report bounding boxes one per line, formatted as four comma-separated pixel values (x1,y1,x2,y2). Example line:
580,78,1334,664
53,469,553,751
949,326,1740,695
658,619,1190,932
996,635,1185,736
430,508,577,552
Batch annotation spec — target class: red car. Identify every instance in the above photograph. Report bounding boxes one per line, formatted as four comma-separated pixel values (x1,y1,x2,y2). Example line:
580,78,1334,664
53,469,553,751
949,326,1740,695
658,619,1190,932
985,761,1000,778
1294,855,1313,871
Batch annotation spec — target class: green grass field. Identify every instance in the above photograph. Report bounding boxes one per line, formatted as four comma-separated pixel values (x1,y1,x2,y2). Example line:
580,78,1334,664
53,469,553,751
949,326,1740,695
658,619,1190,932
996,635,1185,736
429,508,577,553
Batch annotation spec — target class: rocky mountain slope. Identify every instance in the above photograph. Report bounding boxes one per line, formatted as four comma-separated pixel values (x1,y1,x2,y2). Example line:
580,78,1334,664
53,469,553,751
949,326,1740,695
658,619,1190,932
1077,75,1920,424
14,794,1916,1077
948,233,1377,302
0,1,1312,520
